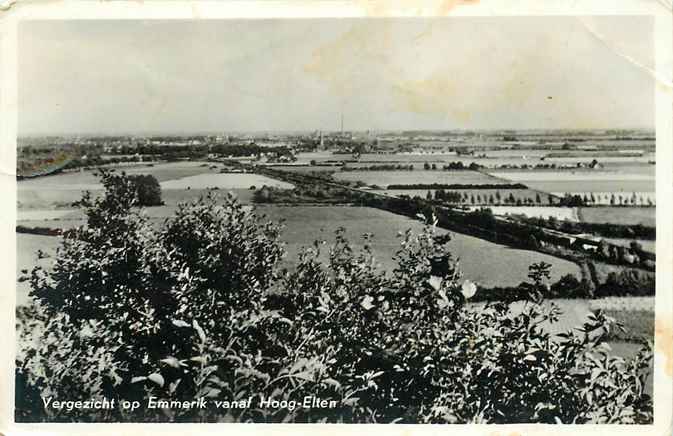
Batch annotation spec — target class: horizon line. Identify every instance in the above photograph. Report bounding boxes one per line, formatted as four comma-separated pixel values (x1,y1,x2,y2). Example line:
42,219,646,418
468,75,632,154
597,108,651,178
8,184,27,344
18,127,656,138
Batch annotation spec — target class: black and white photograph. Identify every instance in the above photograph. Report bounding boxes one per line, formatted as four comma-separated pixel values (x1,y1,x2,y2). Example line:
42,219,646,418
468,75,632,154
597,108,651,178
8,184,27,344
5,7,671,429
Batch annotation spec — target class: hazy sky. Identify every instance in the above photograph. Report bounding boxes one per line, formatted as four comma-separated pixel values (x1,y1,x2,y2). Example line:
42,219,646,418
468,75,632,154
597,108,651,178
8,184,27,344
19,17,654,135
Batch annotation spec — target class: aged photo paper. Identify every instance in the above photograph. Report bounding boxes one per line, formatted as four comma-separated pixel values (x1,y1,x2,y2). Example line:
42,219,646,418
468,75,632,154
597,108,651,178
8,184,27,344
0,0,671,435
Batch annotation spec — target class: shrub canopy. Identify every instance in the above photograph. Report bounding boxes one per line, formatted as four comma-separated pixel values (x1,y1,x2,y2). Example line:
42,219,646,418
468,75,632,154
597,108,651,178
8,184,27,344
16,171,652,423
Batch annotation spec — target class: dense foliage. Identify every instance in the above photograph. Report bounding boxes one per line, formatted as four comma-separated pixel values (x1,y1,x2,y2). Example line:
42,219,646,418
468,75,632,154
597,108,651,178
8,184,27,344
127,174,163,206
16,172,652,423
342,164,415,171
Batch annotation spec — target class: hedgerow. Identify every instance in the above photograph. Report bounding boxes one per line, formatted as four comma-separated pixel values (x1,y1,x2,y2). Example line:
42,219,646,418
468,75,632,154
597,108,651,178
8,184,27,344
16,171,652,423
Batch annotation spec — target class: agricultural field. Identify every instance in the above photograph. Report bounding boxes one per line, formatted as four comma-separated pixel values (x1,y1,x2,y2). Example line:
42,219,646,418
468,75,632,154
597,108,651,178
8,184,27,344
17,209,77,221
333,170,507,188
19,161,216,189
254,205,580,288
16,147,657,312
578,207,655,227
160,173,293,190
528,181,653,194
488,170,655,194
546,155,656,165
17,161,285,209
162,188,256,205
17,189,92,210
344,161,467,170
293,151,339,164
296,148,655,170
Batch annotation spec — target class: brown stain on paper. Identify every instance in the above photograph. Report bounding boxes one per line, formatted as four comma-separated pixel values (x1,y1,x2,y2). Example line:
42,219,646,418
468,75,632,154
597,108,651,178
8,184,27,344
436,0,480,16
655,317,673,377
303,0,481,95
303,22,394,96
303,0,487,126
353,0,479,17
392,73,472,123
489,431,523,436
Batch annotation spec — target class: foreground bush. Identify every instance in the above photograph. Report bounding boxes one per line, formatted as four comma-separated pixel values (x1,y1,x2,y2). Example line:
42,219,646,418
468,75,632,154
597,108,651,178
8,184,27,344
16,172,652,423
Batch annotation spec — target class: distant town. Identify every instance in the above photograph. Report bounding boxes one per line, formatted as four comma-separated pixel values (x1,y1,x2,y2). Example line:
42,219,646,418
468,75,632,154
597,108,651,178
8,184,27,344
17,129,655,179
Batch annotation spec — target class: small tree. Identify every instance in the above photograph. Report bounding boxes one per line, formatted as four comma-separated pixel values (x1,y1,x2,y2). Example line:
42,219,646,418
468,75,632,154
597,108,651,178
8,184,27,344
527,261,552,303
253,185,273,203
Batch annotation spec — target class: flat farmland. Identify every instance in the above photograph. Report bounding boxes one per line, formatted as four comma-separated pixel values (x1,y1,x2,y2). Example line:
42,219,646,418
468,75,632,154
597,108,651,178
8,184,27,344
579,207,655,226
342,153,458,163
297,150,655,170
18,162,286,209
162,188,256,204
534,181,653,194
160,173,293,190
255,205,580,288
345,161,466,170
18,161,218,189
333,170,506,187
293,151,339,164
17,209,78,221
17,189,98,209
488,170,654,193
17,204,581,289
19,188,255,211
17,200,257,232
546,155,655,165
120,161,225,182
